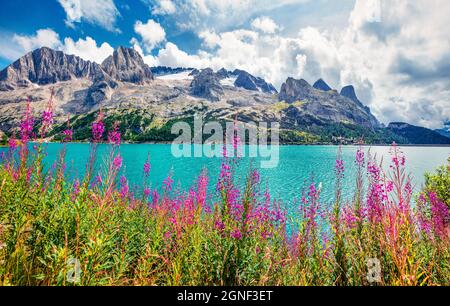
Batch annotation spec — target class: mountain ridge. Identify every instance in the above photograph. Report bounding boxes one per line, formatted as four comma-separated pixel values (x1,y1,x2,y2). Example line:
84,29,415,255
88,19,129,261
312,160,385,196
0,46,447,145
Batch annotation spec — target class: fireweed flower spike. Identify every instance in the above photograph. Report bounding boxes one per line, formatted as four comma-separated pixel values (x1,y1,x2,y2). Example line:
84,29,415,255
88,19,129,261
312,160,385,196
92,110,105,143
40,90,54,138
113,155,123,169
20,98,34,143
108,122,121,146
62,114,73,143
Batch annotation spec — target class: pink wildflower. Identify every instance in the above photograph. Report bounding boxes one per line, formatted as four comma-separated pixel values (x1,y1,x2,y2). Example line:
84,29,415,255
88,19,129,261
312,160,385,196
8,138,18,150
108,123,121,146
355,148,365,166
113,155,123,169
231,228,242,240
92,111,105,142
163,175,173,191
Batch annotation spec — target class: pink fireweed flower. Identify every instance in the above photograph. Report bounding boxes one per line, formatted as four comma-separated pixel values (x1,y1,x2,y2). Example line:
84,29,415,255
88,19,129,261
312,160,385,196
386,181,394,193
108,123,121,146
72,180,80,200
214,220,225,232
8,137,18,150
355,148,365,167
143,162,151,174
93,174,103,188
143,153,151,175
252,169,260,185
119,176,129,198
92,111,105,142
308,182,317,199
62,129,73,142
196,173,208,208
151,189,159,207
428,192,449,238
335,158,345,177
390,143,406,168
231,228,243,240
113,155,123,169
42,110,53,126
163,175,174,191
163,231,172,241
20,99,34,142
40,92,54,137
143,188,151,198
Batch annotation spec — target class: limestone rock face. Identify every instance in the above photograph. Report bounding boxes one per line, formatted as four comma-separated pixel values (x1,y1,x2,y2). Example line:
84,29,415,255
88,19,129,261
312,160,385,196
313,79,332,91
233,70,277,94
101,46,153,84
190,68,224,102
0,47,106,90
279,77,381,128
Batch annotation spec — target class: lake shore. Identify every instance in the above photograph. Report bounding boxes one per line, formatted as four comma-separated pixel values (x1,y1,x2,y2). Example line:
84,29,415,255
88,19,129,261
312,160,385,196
8,140,450,147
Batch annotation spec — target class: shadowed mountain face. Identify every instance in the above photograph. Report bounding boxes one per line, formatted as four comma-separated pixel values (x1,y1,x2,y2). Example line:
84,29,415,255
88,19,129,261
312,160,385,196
388,122,450,144
313,79,332,91
101,47,153,84
279,77,381,129
340,85,366,107
233,70,278,94
190,68,224,101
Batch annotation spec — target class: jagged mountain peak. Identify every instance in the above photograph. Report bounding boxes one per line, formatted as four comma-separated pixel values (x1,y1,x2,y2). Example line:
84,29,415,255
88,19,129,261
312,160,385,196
340,85,358,102
101,46,153,84
233,70,277,94
279,77,380,128
0,46,105,90
313,79,332,91
190,68,224,102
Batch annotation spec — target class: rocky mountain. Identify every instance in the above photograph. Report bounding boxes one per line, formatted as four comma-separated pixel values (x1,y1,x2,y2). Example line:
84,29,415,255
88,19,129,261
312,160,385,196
435,122,450,138
233,70,278,94
388,122,450,144
216,68,230,79
313,79,332,91
189,68,224,101
101,47,153,84
340,85,367,107
0,46,447,145
151,66,193,76
279,77,381,129
0,47,107,90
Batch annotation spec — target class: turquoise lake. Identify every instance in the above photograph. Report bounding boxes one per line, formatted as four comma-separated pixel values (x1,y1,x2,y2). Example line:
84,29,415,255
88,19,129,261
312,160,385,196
1,144,449,211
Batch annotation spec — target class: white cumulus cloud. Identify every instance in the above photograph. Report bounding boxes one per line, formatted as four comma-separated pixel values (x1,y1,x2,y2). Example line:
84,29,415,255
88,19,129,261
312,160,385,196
12,29,62,52
133,19,166,52
152,0,176,15
251,16,279,34
2,28,113,64
62,36,114,64
58,0,120,32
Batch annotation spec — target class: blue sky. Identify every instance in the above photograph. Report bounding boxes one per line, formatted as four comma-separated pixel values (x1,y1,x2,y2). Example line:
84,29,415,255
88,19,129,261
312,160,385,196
0,0,354,69
0,0,449,128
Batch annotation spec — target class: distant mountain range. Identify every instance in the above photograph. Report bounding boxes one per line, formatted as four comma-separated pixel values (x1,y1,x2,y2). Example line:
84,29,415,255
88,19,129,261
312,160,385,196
0,46,448,145
435,122,450,139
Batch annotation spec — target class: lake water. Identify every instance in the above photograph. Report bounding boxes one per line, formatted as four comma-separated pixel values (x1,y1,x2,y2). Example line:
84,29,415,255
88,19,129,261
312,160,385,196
1,144,449,210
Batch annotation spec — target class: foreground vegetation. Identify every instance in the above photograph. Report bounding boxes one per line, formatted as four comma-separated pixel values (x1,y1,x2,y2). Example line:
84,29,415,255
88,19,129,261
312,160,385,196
0,100,449,286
